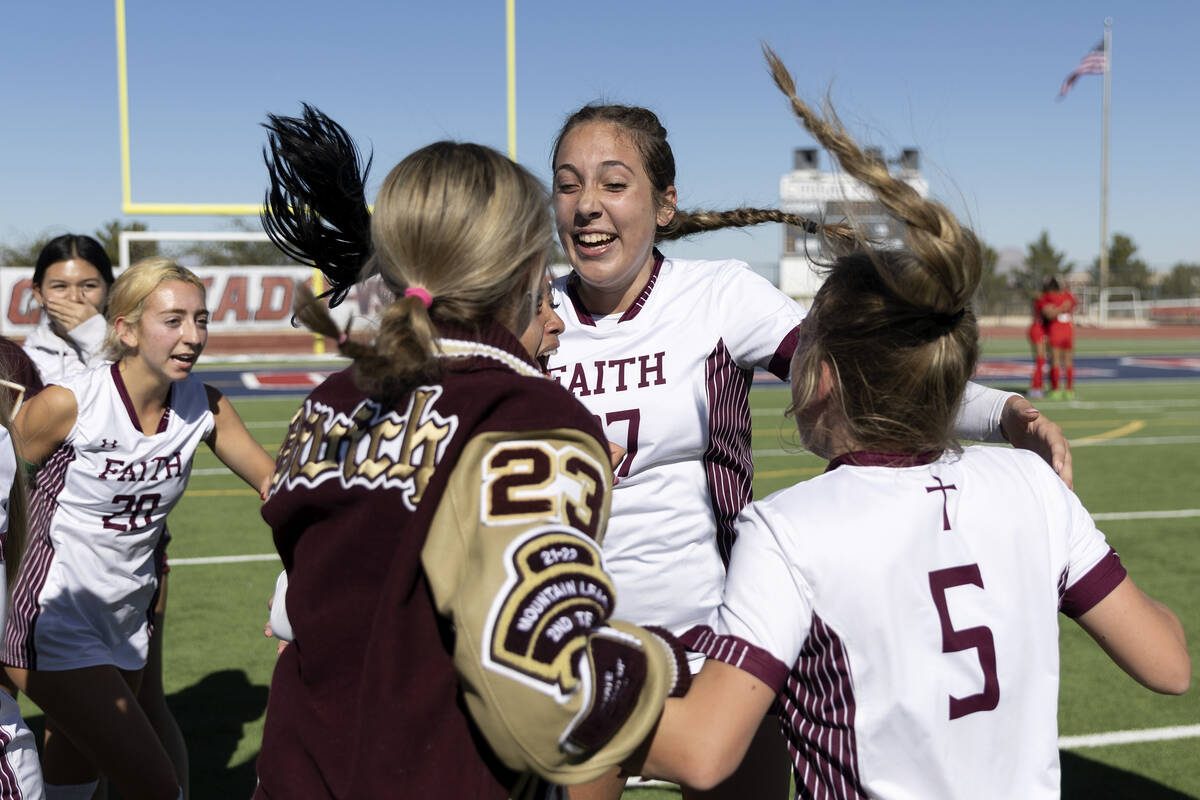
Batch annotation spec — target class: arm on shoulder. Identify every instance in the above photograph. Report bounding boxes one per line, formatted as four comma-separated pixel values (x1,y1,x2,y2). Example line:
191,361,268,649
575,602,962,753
956,385,1073,488
204,384,276,497
1075,575,1190,695
421,426,686,784
998,393,1072,488
632,659,776,791
13,385,78,465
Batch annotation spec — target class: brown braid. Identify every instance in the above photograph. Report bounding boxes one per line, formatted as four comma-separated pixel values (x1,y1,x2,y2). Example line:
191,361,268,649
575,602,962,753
763,44,982,456
764,44,981,313
662,207,856,247
552,104,855,247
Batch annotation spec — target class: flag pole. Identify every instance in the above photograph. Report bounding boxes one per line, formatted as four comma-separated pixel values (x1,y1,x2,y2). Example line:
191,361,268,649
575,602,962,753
1098,18,1112,323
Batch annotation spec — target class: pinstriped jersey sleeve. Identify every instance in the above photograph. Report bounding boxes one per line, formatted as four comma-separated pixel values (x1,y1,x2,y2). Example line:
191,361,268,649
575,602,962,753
420,426,686,784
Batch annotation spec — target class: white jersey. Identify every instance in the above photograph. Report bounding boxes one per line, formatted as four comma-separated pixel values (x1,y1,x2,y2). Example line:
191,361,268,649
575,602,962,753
0,428,15,635
4,364,214,671
21,315,108,383
545,254,803,632
0,430,46,800
685,446,1125,800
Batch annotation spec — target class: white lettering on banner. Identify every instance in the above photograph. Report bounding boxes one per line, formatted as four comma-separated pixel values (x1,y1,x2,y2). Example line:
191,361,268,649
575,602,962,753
0,266,392,335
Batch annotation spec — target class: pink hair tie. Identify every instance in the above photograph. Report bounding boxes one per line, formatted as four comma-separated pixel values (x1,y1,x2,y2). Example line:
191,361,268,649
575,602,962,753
404,287,433,308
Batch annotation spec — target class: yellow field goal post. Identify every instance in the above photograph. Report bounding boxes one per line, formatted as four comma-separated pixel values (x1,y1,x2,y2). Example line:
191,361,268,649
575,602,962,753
113,0,518,357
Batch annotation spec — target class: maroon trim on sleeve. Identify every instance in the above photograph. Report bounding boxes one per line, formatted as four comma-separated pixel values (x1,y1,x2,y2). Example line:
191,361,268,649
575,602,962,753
767,324,800,380
1061,548,1127,618
681,625,789,691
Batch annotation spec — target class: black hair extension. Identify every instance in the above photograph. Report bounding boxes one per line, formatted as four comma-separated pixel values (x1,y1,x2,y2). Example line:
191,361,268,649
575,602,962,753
262,104,373,308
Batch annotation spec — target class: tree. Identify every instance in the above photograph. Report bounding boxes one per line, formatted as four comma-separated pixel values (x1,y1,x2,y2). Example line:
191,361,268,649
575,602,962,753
180,219,299,266
1014,231,1072,294
0,234,55,267
972,242,1012,316
1158,262,1200,299
1093,233,1152,293
94,219,159,265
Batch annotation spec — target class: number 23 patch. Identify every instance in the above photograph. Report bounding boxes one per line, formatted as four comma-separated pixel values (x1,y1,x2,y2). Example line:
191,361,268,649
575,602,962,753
479,441,606,539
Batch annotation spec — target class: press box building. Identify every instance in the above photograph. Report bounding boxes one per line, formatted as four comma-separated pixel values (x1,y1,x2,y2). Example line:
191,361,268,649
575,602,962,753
779,147,928,304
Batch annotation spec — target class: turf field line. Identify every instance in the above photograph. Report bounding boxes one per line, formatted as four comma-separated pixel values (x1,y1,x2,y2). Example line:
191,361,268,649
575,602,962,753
1091,509,1200,521
755,466,824,480
752,435,1200,459
751,399,1200,417
170,513,1196,567
1072,420,1146,443
1058,724,1200,750
1070,434,1200,447
1058,399,1200,411
226,394,309,402
170,554,279,566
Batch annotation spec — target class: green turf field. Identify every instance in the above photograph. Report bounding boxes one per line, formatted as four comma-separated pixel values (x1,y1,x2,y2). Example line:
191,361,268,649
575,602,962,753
19,379,1199,798
979,334,1200,358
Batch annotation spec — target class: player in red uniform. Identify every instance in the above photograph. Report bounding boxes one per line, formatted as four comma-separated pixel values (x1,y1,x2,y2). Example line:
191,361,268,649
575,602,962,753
1041,277,1078,399
631,49,1189,799
253,107,690,799
1027,291,1049,398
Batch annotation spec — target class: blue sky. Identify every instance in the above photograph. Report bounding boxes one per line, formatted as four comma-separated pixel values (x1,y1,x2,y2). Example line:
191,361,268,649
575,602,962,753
2,1,1197,273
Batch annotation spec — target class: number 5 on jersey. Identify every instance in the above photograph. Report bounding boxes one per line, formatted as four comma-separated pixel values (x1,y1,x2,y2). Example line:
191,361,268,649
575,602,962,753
929,564,1000,720
480,442,606,539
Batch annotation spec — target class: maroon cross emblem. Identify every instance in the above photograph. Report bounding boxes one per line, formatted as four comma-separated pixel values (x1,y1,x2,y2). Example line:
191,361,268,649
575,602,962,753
925,476,958,531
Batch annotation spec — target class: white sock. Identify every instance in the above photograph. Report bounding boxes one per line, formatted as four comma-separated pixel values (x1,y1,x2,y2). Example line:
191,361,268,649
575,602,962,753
45,782,100,800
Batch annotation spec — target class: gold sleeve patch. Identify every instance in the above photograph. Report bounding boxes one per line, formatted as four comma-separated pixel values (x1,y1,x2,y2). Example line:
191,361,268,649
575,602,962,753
481,526,616,700
480,441,605,539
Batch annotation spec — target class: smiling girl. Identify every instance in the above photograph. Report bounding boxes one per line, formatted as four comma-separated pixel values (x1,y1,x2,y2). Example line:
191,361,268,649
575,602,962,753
3,258,274,800
547,103,1074,798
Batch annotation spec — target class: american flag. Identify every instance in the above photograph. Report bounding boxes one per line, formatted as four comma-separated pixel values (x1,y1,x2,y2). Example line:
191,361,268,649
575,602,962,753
1059,41,1107,98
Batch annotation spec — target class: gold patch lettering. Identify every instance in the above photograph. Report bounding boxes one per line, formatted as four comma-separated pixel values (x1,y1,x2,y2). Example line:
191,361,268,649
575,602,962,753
482,527,615,697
